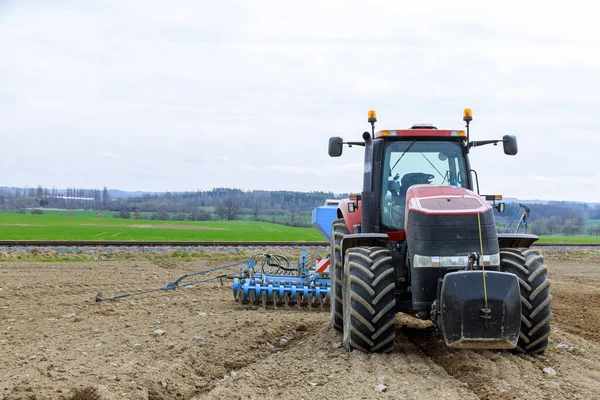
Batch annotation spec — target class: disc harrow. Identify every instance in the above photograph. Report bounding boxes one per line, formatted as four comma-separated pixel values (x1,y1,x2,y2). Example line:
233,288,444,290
233,249,331,310
94,249,331,312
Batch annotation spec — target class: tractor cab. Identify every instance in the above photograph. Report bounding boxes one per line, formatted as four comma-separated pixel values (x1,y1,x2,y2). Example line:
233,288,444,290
378,129,470,232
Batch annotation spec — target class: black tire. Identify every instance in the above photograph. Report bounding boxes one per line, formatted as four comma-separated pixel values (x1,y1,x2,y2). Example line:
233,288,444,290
342,246,396,353
500,248,552,354
330,219,349,331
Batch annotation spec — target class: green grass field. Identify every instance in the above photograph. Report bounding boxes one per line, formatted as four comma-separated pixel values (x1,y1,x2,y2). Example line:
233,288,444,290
537,235,600,244
0,213,325,242
3,212,600,244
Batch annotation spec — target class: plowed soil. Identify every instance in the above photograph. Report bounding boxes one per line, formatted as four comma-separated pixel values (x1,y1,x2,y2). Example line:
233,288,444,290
1,250,600,399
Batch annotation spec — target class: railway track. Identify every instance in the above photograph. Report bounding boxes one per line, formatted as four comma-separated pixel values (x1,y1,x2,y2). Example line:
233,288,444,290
0,240,596,247
0,240,329,247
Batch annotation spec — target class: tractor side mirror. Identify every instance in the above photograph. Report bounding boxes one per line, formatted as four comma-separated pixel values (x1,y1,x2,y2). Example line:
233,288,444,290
496,202,505,213
328,137,343,157
503,135,518,155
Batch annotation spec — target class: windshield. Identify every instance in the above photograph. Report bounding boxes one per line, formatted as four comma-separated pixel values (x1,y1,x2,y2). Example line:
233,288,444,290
381,140,468,230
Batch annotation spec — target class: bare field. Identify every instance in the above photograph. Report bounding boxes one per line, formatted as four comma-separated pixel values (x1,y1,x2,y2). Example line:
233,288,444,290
1,251,600,399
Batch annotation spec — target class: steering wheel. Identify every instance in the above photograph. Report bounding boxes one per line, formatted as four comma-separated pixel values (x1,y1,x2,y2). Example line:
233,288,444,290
402,172,435,185
422,173,435,183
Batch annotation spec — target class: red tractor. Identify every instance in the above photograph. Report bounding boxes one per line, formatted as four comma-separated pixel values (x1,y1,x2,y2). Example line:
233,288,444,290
328,109,551,354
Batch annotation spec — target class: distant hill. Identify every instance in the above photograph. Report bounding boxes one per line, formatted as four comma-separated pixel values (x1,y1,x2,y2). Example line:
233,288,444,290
108,189,156,199
503,198,550,205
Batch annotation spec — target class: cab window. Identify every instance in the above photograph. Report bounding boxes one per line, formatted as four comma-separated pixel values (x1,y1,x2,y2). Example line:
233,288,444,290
381,140,468,230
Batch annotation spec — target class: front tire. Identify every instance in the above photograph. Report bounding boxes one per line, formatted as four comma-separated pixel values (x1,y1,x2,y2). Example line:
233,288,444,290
330,219,349,331
342,246,396,353
500,248,552,354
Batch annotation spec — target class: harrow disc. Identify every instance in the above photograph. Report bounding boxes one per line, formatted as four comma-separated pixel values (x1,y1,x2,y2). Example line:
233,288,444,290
261,291,268,309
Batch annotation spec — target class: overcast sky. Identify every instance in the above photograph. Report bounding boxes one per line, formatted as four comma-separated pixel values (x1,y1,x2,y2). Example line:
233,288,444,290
1,1,599,201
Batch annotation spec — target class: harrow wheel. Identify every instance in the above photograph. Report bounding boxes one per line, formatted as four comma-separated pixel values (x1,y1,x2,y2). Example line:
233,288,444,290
342,246,396,353
331,219,349,331
500,248,552,354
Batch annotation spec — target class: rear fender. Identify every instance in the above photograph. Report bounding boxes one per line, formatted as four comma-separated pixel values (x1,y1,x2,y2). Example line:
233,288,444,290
338,199,362,234
341,233,389,260
497,233,538,249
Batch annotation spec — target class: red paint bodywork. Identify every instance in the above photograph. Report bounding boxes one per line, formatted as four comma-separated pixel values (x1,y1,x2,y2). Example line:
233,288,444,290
386,230,406,241
376,129,465,138
404,185,491,231
338,198,362,234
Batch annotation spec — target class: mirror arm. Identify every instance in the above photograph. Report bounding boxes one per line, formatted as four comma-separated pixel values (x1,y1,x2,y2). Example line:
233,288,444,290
469,139,502,149
470,169,480,194
345,141,366,147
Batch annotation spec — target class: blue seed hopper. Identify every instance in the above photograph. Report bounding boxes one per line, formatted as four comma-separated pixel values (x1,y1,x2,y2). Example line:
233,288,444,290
311,199,340,241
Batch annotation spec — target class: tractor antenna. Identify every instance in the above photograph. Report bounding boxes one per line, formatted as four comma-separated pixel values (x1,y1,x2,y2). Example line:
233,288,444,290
368,110,377,137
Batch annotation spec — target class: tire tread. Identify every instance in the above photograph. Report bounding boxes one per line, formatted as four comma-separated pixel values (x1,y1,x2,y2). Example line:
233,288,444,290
330,219,349,331
500,247,551,354
343,246,396,353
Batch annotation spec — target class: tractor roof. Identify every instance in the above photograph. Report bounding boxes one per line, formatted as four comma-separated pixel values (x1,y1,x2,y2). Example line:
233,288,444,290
375,129,466,139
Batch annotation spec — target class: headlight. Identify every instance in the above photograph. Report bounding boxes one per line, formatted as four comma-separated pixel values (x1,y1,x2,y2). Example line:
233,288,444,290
414,254,437,268
440,255,469,267
488,253,500,267
413,253,500,268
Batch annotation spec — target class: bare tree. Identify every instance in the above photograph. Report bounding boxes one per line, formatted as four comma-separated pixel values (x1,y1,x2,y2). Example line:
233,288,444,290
251,201,262,221
102,187,110,210
217,197,240,221
289,208,300,226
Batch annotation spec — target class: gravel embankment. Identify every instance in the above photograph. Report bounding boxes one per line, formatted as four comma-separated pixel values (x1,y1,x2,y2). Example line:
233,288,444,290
0,244,594,260
0,245,330,261
534,244,600,252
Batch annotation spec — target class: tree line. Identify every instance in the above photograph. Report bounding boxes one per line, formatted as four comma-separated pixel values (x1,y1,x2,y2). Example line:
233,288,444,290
495,201,599,236
0,186,109,210
0,186,341,227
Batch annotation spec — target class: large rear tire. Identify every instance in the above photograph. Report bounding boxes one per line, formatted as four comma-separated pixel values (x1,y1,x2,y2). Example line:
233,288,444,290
500,248,552,354
342,246,396,353
330,219,349,331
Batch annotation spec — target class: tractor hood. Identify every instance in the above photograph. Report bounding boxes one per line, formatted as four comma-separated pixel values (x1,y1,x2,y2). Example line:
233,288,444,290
404,185,491,231
405,185,499,310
